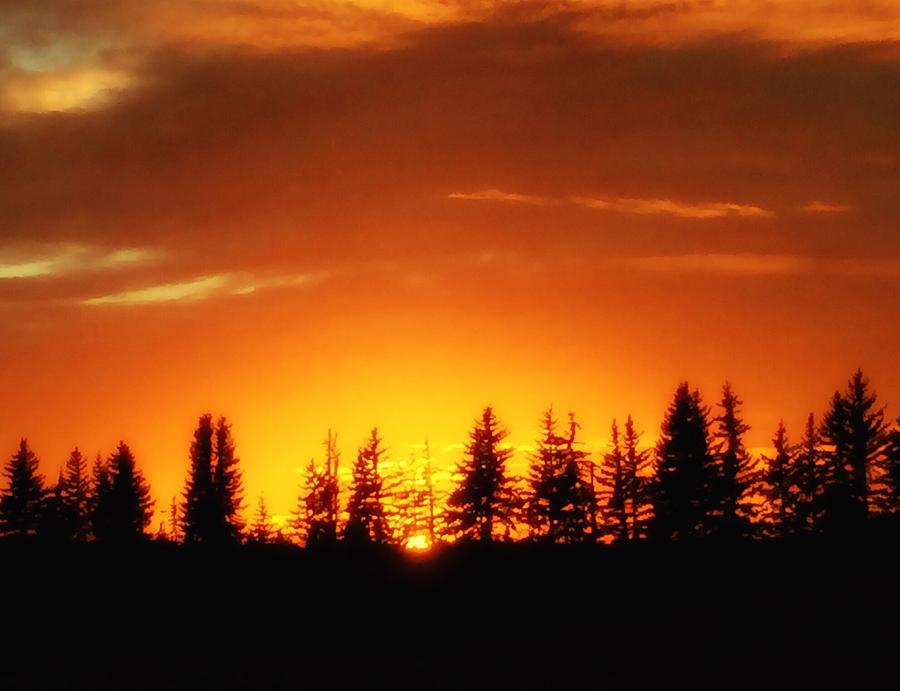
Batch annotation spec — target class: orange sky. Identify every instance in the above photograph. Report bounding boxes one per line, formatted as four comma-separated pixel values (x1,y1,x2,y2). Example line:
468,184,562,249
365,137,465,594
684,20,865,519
1,1,899,528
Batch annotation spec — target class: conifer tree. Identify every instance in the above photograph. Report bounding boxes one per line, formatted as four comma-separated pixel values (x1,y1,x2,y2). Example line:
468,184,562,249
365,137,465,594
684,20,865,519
61,447,91,541
794,413,822,531
39,470,69,541
709,382,758,538
182,414,219,543
343,428,390,544
761,421,796,537
597,419,627,542
875,416,900,515
250,493,273,544
168,495,182,543
622,416,653,540
213,416,245,542
526,409,594,543
0,438,46,537
446,407,517,542
93,442,153,543
820,371,887,531
295,430,340,547
90,453,110,540
651,383,713,541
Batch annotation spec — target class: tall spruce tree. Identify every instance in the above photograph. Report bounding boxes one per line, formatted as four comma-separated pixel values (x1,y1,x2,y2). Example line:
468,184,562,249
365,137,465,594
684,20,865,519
526,409,594,543
761,421,796,537
876,416,900,515
182,414,219,543
93,442,153,543
0,439,45,537
39,470,70,541
343,428,390,544
446,407,517,542
651,383,713,541
597,419,628,543
820,371,888,531
61,447,91,541
622,416,653,540
794,414,822,531
250,493,273,543
709,382,758,538
90,453,110,540
213,416,244,542
294,432,340,547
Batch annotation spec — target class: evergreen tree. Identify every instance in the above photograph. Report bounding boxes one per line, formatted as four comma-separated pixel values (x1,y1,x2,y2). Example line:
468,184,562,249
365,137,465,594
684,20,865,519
294,430,340,547
622,416,654,540
39,470,70,541
526,409,594,543
93,442,153,543
213,416,244,542
761,421,796,537
343,428,390,544
875,416,900,515
446,407,517,542
651,383,713,541
168,495,182,543
181,414,219,544
794,413,822,531
709,382,758,538
820,371,888,531
0,439,45,537
250,493,273,544
597,419,627,543
90,453,110,540
61,447,91,541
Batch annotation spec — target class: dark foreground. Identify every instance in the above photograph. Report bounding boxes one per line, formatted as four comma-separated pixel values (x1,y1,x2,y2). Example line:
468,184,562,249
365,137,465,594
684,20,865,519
1,527,897,690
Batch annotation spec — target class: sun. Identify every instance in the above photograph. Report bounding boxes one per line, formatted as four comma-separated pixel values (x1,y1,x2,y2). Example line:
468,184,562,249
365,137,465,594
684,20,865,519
405,534,431,552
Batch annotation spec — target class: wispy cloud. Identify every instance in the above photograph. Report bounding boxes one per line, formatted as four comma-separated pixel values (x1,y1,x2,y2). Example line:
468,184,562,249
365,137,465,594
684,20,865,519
616,253,900,277
575,196,774,218
448,189,549,205
448,190,772,218
0,244,158,280
802,201,851,214
82,271,324,306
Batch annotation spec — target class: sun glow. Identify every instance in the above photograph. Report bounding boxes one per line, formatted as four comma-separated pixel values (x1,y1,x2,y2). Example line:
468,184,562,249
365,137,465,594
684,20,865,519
405,534,431,552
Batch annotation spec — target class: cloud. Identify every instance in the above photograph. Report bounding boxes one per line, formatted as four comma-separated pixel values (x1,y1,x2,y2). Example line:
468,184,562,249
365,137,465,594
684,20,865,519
802,201,851,214
450,190,772,218
448,189,549,205
575,196,774,218
0,243,158,279
2,67,131,113
82,271,324,306
616,253,900,278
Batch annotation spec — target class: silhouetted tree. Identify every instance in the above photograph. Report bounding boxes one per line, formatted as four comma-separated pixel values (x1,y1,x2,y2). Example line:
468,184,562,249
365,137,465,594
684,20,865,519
651,384,713,541
89,453,110,540
446,407,518,542
168,495,182,543
0,439,45,537
182,415,219,544
622,416,654,540
250,493,273,544
820,371,888,531
39,470,70,541
793,414,823,531
874,416,900,515
761,421,796,537
709,382,758,538
294,431,341,547
343,428,390,544
597,419,628,542
213,416,245,542
61,447,91,541
93,442,153,543
526,410,594,543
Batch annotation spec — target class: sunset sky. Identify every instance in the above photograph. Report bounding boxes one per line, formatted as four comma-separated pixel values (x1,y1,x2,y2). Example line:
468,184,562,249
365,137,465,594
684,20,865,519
2,1,899,528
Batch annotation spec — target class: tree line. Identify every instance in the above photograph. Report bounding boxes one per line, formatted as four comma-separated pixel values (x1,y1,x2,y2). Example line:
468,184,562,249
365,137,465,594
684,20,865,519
1,369,898,547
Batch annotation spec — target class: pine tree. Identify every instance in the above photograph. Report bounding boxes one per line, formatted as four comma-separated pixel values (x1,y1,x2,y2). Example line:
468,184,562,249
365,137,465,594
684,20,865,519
794,413,822,531
597,419,627,542
250,493,273,544
622,416,654,541
90,453,110,540
875,416,900,515
761,421,796,537
820,371,888,531
168,496,182,543
526,409,594,543
651,383,713,541
61,447,91,541
213,416,244,542
93,442,154,543
39,470,70,541
182,414,219,544
0,439,46,537
446,407,518,542
709,382,758,538
294,430,340,547
343,428,390,544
